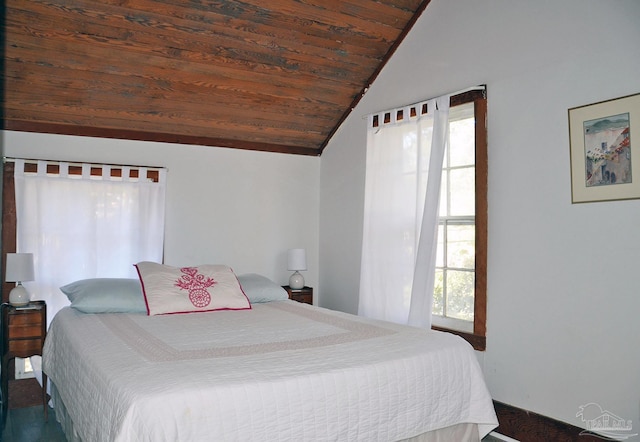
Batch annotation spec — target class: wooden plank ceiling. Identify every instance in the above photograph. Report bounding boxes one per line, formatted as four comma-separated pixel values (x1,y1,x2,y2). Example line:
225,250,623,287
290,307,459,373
3,0,430,156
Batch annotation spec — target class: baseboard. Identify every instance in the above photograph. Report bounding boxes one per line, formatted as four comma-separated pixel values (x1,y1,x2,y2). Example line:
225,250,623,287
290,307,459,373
493,400,606,441
488,431,519,442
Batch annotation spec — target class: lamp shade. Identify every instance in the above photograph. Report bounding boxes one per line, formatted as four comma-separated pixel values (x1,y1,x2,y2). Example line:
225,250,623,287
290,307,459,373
287,249,307,271
6,253,35,283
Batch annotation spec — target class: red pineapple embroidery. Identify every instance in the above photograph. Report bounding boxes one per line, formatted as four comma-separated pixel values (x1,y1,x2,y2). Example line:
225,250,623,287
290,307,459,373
175,267,216,307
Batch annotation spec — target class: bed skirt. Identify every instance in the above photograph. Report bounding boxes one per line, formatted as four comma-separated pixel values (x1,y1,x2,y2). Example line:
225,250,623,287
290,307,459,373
401,423,480,442
51,383,82,442
52,381,479,442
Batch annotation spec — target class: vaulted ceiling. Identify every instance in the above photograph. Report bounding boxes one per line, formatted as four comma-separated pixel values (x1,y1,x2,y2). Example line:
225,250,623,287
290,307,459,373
3,0,431,156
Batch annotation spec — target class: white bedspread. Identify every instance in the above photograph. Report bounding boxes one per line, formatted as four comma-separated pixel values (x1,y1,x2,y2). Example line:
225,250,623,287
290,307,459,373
43,301,497,441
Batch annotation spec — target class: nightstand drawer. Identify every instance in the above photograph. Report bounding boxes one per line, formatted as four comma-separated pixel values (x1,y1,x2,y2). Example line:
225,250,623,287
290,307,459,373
9,312,43,327
8,338,44,356
290,293,312,304
9,323,42,339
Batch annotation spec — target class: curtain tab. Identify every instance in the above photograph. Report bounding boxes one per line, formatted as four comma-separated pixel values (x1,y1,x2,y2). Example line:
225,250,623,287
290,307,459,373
59,162,69,178
15,159,25,176
81,164,90,179
37,160,47,177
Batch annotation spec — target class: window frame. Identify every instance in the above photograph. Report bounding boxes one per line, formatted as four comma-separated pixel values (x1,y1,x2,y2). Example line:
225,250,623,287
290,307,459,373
431,89,487,351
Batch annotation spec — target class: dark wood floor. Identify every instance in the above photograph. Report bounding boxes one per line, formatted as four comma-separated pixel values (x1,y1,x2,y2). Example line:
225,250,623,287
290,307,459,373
2,405,65,442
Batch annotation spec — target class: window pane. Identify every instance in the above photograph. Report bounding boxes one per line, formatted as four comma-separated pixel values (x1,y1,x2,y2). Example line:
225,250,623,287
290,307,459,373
445,270,475,321
439,172,448,216
450,167,475,216
446,224,475,269
433,269,444,316
436,224,444,267
449,103,475,168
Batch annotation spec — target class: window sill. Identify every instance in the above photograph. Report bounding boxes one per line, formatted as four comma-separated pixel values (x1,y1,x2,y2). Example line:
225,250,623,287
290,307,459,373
431,325,486,351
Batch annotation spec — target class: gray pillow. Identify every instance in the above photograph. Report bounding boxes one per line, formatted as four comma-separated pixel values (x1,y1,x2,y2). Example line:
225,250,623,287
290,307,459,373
60,278,146,313
237,273,288,303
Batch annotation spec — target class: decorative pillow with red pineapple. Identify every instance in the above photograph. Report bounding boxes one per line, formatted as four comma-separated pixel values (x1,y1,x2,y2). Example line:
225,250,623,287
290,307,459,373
135,262,251,315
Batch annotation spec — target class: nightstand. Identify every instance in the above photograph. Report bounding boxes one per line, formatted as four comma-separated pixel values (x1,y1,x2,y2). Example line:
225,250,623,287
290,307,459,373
282,286,313,305
1,300,47,421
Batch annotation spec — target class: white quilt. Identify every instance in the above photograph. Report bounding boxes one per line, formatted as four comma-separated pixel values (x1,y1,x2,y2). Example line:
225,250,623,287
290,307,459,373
43,301,497,441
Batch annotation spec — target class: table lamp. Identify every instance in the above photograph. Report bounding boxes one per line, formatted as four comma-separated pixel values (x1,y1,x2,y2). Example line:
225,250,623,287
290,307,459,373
6,253,35,306
287,248,307,290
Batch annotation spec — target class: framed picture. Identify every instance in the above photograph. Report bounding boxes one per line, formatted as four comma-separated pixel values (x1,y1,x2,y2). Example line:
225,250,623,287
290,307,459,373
568,92,640,203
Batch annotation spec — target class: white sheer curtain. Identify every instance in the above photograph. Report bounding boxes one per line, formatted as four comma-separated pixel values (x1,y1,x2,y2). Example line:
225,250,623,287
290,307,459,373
14,159,167,322
359,95,450,328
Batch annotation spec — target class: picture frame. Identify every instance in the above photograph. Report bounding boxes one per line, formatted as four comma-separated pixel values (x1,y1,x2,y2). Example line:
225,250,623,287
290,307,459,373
568,92,640,203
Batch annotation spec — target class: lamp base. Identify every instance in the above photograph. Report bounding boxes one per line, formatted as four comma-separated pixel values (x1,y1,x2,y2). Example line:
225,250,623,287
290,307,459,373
289,271,305,290
9,284,30,306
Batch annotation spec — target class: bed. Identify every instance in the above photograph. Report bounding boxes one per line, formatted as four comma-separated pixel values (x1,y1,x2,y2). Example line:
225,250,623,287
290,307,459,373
43,267,498,441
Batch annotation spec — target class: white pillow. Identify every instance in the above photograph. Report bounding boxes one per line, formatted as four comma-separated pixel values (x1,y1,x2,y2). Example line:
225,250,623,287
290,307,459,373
237,273,288,303
60,278,146,314
135,262,251,315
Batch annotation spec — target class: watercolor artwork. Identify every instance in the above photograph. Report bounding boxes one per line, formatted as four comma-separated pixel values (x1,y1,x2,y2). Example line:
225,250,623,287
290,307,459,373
583,113,631,187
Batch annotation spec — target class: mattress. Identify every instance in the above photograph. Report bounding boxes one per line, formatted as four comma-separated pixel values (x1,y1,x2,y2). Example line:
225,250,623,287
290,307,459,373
43,300,497,441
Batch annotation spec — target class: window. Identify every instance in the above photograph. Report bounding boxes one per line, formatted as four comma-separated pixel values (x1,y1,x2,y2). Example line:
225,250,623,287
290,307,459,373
432,91,487,350
359,88,487,350
5,159,167,321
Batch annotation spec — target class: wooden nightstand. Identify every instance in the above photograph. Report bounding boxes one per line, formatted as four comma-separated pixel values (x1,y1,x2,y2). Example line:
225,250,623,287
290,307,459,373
282,286,313,305
1,300,47,421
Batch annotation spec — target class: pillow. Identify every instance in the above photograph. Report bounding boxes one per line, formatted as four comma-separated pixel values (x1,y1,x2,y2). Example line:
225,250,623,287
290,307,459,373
60,278,146,314
237,273,289,303
135,262,251,315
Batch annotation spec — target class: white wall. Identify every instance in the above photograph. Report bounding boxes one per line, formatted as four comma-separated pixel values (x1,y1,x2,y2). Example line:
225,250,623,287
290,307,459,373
1,131,320,293
320,0,640,435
